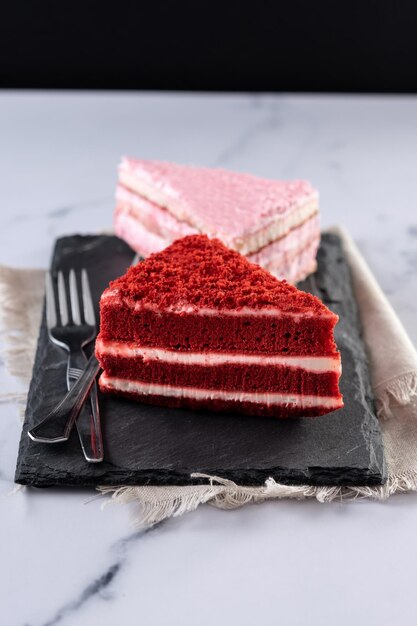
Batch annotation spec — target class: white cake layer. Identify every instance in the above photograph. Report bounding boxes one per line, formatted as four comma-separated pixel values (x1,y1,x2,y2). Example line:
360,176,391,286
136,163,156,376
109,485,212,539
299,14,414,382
100,374,343,409
100,290,335,320
96,338,341,374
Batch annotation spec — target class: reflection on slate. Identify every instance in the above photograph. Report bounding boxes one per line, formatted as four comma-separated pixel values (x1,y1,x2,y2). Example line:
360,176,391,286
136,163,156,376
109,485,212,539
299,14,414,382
15,234,386,488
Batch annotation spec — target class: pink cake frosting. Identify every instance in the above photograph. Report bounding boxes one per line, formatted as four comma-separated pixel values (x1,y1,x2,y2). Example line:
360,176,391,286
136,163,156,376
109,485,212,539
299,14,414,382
118,158,318,254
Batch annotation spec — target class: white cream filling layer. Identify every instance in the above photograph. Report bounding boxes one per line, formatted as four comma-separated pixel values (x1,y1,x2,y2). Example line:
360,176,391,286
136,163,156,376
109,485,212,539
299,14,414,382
100,374,341,409
236,201,318,256
101,292,334,320
96,339,341,374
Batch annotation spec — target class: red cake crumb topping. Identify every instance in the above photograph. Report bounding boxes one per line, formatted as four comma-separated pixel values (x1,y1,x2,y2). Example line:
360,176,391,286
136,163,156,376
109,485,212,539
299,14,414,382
109,235,332,316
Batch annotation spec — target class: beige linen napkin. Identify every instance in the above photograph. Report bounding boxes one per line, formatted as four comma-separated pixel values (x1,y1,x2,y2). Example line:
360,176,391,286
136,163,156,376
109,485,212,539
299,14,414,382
1,227,417,526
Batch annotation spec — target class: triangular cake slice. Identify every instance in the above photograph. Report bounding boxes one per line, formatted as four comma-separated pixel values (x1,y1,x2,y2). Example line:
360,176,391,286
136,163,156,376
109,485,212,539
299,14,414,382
96,235,343,418
116,158,319,276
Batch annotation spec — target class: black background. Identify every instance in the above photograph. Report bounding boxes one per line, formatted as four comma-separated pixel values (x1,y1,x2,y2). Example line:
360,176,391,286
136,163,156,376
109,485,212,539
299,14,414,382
1,0,417,92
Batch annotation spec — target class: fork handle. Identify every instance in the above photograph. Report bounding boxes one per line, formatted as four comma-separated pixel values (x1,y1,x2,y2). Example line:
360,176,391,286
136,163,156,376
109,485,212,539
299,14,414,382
28,354,101,443
68,352,104,463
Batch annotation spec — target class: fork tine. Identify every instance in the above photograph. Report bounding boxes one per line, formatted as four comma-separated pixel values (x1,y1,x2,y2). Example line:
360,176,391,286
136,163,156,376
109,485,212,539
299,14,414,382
81,269,96,326
57,271,69,326
69,269,81,325
45,272,57,329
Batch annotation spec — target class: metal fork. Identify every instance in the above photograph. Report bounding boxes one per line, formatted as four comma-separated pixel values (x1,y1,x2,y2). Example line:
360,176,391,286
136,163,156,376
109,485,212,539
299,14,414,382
29,269,103,461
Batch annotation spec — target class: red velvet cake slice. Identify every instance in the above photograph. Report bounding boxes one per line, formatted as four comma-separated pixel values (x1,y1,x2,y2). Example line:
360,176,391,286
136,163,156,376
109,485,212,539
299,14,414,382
96,235,343,418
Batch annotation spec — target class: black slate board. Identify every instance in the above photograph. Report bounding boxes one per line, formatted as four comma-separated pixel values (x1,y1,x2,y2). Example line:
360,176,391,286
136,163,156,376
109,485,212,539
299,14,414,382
15,234,386,488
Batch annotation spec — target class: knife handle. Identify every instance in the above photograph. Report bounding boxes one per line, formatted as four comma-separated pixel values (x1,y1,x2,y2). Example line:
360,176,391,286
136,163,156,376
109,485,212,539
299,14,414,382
28,354,101,443
68,352,104,463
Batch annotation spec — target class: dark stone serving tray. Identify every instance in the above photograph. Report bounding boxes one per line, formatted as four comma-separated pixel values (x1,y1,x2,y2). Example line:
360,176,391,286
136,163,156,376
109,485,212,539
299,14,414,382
15,233,386,488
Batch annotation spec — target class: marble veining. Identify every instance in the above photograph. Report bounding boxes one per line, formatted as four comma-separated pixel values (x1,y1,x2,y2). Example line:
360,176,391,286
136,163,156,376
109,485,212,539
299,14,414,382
36,562,122,626
32,527,161,626
1,91,417,626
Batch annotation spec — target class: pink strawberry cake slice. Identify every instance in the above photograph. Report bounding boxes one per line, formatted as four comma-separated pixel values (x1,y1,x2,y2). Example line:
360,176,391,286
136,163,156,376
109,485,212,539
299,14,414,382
114,158,320,283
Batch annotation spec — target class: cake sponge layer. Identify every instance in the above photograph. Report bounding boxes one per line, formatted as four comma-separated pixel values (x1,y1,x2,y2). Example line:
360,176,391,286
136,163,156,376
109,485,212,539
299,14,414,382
99,305,338,356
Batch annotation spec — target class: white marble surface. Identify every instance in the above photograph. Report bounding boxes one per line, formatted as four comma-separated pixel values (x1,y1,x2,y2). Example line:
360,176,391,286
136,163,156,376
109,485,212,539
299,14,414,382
1,91,417,626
